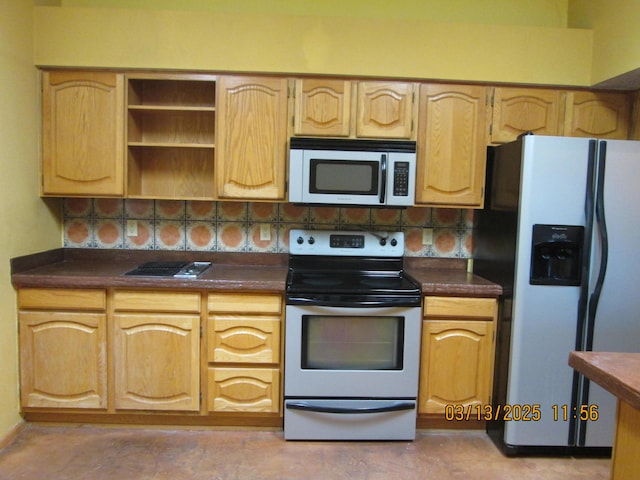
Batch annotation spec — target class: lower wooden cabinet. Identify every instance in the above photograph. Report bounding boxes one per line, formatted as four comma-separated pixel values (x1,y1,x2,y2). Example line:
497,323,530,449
113,313,200,411
418,296,497,416
16,287,501,427
207,292,282,414
18,288,107,409
112,290,201,411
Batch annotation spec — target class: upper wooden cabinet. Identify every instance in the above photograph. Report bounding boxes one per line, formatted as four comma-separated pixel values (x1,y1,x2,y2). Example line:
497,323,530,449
293,78,351,137
490,87,564,144
126,74,217,200
416,83,490,208
564,90,631,139
42,71,125,196
215,76,289,200
293,79,417,139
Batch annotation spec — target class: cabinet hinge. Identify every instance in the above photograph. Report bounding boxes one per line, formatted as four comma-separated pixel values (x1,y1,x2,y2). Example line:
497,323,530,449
200,325,203,338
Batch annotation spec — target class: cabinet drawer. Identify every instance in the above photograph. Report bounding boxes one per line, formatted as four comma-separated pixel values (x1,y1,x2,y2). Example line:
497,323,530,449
113,290,200,313
208,293,282,314
208,367,280,413
208,316,280,364
18,288,106,311
423,296,497,320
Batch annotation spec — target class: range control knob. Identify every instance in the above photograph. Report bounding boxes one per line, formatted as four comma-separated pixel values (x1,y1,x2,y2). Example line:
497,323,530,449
379,238,387,246
296,236,304,245
308,236,315,245
390,238,398,247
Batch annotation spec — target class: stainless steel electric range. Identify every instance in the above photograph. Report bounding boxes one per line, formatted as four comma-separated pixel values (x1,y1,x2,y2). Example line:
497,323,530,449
284,229,422,441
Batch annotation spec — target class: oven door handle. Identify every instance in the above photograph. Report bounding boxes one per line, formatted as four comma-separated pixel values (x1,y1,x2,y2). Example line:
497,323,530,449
286,297,421,308
286,400,415,414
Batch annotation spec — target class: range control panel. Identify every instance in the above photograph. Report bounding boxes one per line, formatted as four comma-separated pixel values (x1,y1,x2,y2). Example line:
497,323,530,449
289,229,405,257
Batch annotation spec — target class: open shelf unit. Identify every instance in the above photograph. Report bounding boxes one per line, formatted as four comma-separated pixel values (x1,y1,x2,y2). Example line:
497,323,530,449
126,74,217,200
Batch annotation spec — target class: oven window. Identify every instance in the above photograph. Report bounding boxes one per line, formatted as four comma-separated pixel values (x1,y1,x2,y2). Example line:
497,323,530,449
301,315,404,370
309,159,378,195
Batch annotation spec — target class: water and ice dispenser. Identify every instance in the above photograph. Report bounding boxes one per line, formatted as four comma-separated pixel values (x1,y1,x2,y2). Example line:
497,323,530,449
530,224,584,286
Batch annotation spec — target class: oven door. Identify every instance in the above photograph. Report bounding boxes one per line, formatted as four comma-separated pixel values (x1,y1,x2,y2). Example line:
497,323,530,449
284,304,422,398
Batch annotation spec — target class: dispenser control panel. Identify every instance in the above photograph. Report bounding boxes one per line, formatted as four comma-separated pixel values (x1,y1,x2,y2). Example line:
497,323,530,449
530,224,584,286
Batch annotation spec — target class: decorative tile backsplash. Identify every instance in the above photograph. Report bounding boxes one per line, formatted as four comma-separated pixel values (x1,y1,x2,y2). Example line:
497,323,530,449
63,198,474,258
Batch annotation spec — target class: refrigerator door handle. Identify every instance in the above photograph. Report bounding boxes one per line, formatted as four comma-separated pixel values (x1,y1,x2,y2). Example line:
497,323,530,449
575,140,597,351
569,139,598,446
587,140,609,350
577,140,609,447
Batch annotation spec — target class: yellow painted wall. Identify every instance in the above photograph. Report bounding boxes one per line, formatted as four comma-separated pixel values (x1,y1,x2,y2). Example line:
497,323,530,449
569,0,640,85
0,1,61,440
61,0,570,27
34,5,593,86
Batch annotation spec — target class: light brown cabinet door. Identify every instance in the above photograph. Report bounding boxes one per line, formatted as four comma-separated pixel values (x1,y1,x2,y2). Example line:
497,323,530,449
215,76,288,200
355,81,416,139
42,70,124,196
416,83,489,207
114,313,200,411
418,319,494,414
293,79,416,139
293,78,352,137
490,87,564,143
19,310,107,409
564,91,631,139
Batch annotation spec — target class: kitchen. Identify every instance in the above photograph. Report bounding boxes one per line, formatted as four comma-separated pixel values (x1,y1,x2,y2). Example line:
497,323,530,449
2,1,640,478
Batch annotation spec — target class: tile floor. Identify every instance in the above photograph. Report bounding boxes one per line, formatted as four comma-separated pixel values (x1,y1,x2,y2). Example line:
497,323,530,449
0,425,610,480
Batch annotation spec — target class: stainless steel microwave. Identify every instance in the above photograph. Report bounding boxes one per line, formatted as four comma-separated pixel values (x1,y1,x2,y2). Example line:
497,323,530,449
288,137,416,207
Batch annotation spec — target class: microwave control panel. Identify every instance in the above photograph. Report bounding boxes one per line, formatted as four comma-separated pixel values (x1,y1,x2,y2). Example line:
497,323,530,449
393,162,410,196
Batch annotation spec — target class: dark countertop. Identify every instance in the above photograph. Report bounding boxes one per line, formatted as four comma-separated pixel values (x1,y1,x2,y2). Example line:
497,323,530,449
404,257,503,297
11,249,502,297
569,351,640,410
11,249,289,292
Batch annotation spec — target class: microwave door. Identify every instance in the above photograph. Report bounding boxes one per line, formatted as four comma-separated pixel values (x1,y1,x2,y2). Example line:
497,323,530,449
301,151,383,205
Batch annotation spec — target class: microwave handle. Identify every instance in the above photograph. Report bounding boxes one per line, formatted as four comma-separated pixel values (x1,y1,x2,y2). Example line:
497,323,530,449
379,154,387,203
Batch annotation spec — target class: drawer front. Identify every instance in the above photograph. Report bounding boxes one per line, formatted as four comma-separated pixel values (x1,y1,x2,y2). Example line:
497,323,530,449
18,288,106,311
208,293,282,314
113,290,200,313
208,315,280,364
208,367,280,413
423,296,497,320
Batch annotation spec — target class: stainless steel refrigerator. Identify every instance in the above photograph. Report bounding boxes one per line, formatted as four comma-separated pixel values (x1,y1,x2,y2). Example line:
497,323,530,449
474,135,640,456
